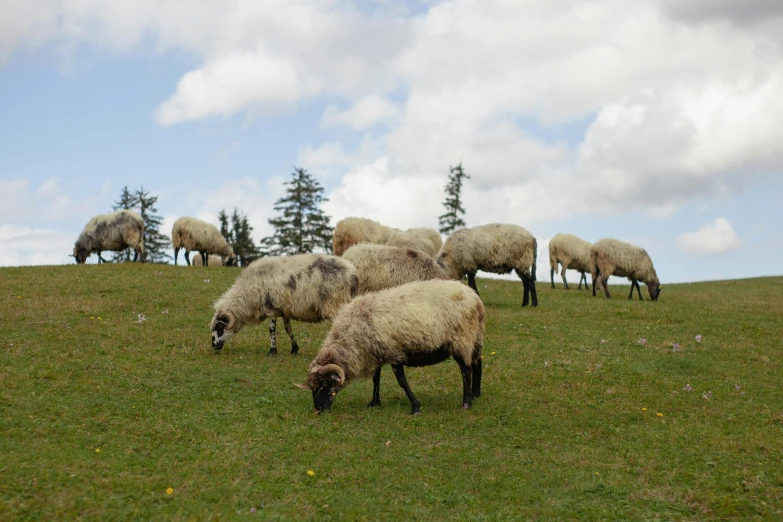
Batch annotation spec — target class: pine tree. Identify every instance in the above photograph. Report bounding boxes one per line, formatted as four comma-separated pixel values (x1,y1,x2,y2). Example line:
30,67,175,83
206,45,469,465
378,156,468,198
260,167,333,256
135,186,171,263
111,186,141,262
224,208,261,266
438,162,470,235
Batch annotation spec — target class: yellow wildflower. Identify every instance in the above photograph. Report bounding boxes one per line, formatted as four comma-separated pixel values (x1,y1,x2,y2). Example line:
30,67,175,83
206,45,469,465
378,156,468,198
641,408,647,412
491,351,496,355
166,487,174,495
307,470,315,477
95,448,101,453
656,412,664,417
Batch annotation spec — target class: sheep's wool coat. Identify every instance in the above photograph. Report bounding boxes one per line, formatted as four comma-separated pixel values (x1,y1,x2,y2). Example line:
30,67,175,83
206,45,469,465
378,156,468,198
342,243,450,294
308,279,485,384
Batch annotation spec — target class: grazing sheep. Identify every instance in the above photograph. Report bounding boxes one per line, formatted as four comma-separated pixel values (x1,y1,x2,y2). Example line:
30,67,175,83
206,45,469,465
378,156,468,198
172,216,236,267
437,223,538,307
591,238,661,301
192,254,227,267
72,210,144,264
342,244,451,294
210,254,359,355
549,233,594,290
332,217,442,256
297,279,485,414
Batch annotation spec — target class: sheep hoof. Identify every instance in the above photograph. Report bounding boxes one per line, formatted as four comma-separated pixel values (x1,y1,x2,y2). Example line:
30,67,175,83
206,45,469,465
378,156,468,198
411,410,422,416
367,400,380,408
290,348,299,356
462,403,471,410
267,349,278,356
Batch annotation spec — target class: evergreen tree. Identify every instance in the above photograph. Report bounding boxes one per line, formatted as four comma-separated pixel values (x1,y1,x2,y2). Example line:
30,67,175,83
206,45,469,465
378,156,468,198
135,186,171,263
111,186,140,262
260,167,333,256
218,208,260,267
438,162,470,235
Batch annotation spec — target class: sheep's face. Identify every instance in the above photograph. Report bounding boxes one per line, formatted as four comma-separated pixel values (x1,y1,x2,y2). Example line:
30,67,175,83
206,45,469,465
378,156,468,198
649,284,661,301
299,364,346,413
210,312,238,350
73,246,89,264
436,253,461,280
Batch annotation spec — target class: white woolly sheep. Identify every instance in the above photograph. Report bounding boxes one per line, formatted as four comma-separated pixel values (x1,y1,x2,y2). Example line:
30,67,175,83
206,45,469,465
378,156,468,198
172,216,236,267
72,210,144,264
386,228,443,257
210,254,359,355
590,238,661,301
437,223,538,307
332,217,442,257
342,244,451,294
297,279,485,414
549,233,595,290
192,254,228,267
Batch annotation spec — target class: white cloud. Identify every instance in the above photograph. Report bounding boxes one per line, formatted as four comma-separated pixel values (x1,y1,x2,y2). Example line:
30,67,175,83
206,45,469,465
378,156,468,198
3,0,783,258
0,224,75,267
321,95,402,130
676,217,742,256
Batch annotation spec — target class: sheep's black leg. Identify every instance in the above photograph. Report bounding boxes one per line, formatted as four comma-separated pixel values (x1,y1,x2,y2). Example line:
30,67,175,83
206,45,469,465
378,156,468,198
467,272,479,295
471,356,482,398
367,367,382,408
578,272,585,290
97,251,105,264
455,358,473,409
282,317,299,355
201,251,208,266
174,247,179,265
550,267,555,289
592,269,599,296
518,270,538,307
185,249,191,266
391,364,421,415
267,318,278,355
603,275,611,298
633,280,643,300
133,248,139,262
561,267,569,290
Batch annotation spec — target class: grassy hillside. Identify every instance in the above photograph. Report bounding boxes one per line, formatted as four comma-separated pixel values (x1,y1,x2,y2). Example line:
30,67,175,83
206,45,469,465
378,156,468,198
1,264,782,520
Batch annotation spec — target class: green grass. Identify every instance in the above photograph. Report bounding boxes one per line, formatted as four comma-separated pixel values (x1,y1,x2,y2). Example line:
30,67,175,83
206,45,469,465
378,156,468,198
1,264,782,520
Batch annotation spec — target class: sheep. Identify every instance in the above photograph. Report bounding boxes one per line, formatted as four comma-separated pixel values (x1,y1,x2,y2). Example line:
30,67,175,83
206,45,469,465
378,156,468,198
297,279,485,414
172,216,236,267
332,217,442,256
342,244,451,294
590,238,661,301
192,254,227,267
72,210,144,264
386,228,443,257
210,254,359,356
549,233,595,290
437,223,538,307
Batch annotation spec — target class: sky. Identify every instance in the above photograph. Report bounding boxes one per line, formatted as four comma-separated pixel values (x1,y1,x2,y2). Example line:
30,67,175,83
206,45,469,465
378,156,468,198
1,0,782,283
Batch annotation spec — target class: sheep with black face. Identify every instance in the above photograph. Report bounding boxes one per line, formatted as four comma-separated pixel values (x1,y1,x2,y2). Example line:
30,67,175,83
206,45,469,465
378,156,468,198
591,238,661,301
210,254,359,355
298,279,485,414
72,210,144,264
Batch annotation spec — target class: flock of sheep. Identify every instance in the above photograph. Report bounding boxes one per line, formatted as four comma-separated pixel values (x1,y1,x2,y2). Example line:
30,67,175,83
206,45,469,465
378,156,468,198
72,211,661,414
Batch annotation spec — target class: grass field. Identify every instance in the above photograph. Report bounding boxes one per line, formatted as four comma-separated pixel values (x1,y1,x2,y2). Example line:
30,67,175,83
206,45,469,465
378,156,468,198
1,263,782,520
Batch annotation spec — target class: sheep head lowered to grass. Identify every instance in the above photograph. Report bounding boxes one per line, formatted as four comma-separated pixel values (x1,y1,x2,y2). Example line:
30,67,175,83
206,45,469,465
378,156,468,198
298,279,485,415
210,254,359,355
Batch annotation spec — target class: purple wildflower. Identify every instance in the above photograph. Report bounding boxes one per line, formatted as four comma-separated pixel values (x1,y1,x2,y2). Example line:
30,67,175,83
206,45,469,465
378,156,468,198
637,338,647,345
684,384,694,392
695,335,702,342
137,314,146,323
702,391,712,400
